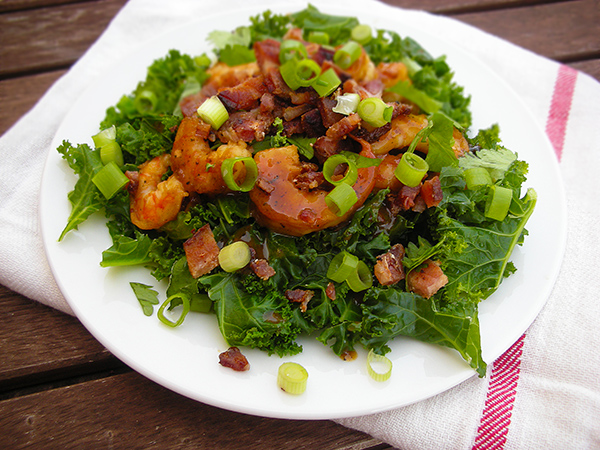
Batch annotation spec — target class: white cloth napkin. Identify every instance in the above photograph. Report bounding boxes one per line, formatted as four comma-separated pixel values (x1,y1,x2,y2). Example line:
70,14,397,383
1,0,599,448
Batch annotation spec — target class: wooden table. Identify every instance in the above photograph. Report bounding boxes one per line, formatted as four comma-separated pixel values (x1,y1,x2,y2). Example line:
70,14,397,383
1,1,598,448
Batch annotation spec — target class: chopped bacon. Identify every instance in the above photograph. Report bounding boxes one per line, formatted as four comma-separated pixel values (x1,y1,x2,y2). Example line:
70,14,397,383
285,289,314,313
216,108,273,143
312,135,358,164
325,282,336,301
374,244,406,286
183,224,220,278
406,259,448,299
326,113,361,140
421,175,443,208
387,184,422,214
294,162,326,191
253,39,281,74
283,104,313,122
250,258,276,280
218,347,250,372
217,75,267,111
317,96,344,128
301,108,326,137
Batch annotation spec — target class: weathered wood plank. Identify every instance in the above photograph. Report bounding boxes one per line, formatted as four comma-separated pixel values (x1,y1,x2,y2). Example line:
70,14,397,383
569,59,600,82
0,288,122,391
383,0,561,14
0,0,128,77
0,371,393,449
0,0,85,13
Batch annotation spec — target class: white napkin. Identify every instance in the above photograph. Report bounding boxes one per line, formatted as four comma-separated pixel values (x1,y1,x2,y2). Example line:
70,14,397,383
1,0,599,448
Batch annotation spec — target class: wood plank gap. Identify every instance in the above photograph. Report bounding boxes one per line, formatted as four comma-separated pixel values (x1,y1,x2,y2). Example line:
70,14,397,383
434,0,577,15
0,361,131,401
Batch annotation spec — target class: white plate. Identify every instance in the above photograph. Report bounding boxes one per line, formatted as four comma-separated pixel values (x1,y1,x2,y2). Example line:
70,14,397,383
40,2,566,419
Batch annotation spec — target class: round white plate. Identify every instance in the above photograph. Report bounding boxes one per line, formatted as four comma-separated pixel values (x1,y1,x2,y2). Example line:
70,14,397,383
40,2,566,419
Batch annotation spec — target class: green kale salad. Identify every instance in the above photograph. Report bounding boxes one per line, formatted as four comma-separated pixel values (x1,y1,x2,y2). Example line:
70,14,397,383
57,5,536,377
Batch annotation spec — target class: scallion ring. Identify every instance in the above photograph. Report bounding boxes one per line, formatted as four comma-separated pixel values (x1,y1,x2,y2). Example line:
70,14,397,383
221,157,258,192
332,93,361,115
327,251,359,283
280,58,322,90
394,152,429,187
325,183,358,216
92,161,129,199
485,185,513,221
158,293,190,328
367,349,392,382
218,241,251,273
323,154,358,186
92,125,117,148
197,96,229,130
464,167,492,190
279,39,308,64
345,260,373,292
351,24,373,45
312,68,341,97
308,31,330,45
99,141,124,167
277,362,308,395
357,97,393,128
134,90,158,113
333,41,362,69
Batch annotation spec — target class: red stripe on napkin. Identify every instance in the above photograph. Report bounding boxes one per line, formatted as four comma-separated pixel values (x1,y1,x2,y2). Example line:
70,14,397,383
472,334,525,450
545,65,578,161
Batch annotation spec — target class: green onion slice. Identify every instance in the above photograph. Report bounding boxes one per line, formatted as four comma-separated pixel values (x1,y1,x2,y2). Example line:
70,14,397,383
346,260,373,292
325,182,358,216
485,185,513,221
333,41,362,69
280,58,322,90
221,157,258,192
134,90,158,113
312,68,341,97
327,251,359,283
197,96,229,130
340,151,381,169
394,152,429,187
351,24,373,45
279,39,308,64
332,93,361,115
357,97,393,128
367,349,392,382
158,293,190,328
218,241,251,272
99,141,124,167
277,362,308,395
308,31,330,45
323,154,358,186
464,167,493,190
92,125,117,148
92,161,129,199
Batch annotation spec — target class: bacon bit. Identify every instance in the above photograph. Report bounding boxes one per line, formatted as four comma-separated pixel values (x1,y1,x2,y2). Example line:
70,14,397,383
326,113,361,140
387,184,422,214
218,347,250,372
294,162,326,191
285,289,314,313
421,175,443,208
250,258,276,280
317,96,344,128
374,244,406,286
326,282,336,301
183,224,220,278
217,75,267,111
406,259,448,299
301,108,326,137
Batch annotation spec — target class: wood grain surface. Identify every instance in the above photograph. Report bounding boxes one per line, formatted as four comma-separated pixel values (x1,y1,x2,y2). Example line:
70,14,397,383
1,1,598,449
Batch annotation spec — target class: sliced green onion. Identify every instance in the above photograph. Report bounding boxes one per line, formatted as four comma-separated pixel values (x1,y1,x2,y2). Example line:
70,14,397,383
333,41,362,69
332,93,361,115
92,125,117,148
357,97,393,128
218,241,251,272
312,68,341,97
485,185,513,221
308,31,330,45
279,39,308,64
99,141,124,167
351,24,373,45
367,349,392,382
134,90,158,113
280,58,322,90
221,157,258,192
464,167,493,190
277,362,308,395
325,182,358,216
394,152,429,187
346,260,373,292
323,154,358,186
341,151,382,169
92,161,129,199
158,293,190,328
327,251,359,283
197,96,229,130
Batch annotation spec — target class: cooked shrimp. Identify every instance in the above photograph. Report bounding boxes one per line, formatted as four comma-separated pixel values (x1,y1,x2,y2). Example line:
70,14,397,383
371,114,469,158
171,116,253,194
249,142,377,236
127,154,187,230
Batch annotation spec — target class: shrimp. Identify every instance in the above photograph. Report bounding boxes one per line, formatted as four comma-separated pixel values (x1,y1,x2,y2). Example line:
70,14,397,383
371,114,469,158
249,142,377,236
171,116,253,195
126,154,187,230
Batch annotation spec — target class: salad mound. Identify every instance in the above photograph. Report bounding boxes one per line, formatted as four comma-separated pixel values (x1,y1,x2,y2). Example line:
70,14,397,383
57,6,536,377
